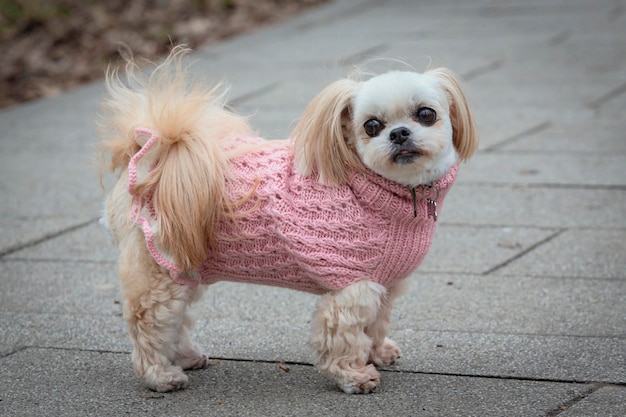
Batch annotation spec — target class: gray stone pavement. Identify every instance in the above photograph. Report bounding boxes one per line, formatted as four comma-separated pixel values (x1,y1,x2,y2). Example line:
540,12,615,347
1,0,625,415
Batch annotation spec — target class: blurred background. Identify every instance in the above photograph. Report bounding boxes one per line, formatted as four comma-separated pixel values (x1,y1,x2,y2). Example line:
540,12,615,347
0,0,326,109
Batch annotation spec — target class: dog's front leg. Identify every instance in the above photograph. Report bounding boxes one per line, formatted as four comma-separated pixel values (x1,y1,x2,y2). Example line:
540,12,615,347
118,233,207,392
309,280,387,394
366,280,405,367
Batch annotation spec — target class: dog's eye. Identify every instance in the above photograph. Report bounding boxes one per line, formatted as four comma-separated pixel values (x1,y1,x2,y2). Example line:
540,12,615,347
416,107,437,126
364,119,384,137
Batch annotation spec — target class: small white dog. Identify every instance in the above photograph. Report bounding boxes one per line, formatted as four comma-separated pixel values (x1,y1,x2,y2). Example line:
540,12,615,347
98,46,478,394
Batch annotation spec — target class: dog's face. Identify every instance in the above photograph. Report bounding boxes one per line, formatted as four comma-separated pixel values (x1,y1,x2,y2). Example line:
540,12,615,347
292,68,477,187
351,71,458,186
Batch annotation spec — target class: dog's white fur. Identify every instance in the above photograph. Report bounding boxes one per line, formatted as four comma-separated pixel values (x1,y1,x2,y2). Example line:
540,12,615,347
98,46,477,394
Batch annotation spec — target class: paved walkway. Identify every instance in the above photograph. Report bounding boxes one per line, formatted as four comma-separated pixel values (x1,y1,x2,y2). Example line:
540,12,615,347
1,0,624,415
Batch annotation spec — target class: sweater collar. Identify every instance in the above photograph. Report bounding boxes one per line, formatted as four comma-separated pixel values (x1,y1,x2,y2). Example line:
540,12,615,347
347,164,458,220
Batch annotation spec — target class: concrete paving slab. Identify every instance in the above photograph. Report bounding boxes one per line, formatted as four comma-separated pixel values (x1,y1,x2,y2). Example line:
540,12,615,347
391,330,625,384
469,76,619,115
460,153,626,187
0,260,119,315
0,82,103,138
495,122,626,153
395,273,625,337
5,222,117,262
443,185,626,229
381,40,505,79
472,122,546,152
0,313,130,353
552,33,626,78
0,144,101,217
0,216,97,257
0,83,106,253
194,281,316,323
236,105,304,139
420,225,559,274
499,229,626,278
0,347,595,417
201,27,386,70
471,111,608,153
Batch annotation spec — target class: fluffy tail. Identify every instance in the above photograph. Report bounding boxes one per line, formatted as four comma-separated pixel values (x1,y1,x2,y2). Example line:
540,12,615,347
98,46,251,273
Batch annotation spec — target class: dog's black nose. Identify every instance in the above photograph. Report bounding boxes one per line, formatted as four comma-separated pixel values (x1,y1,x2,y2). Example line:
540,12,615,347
389,127,411,145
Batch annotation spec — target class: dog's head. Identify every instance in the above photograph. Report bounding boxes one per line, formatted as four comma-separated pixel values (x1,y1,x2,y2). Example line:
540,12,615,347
292,69,478,186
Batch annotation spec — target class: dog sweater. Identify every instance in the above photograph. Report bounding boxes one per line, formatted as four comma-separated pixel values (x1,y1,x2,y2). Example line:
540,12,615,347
129,128,457,295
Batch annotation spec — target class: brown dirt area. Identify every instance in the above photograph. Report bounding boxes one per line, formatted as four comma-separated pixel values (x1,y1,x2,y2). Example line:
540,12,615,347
0,0,327,109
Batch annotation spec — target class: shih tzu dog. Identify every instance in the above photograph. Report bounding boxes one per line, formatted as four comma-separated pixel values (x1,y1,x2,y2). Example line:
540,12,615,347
98,46,478,394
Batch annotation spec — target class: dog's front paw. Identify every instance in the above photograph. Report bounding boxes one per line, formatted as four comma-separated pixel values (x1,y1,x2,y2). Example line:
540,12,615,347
337,364,380,394
143,364,189,392
369,337,401,367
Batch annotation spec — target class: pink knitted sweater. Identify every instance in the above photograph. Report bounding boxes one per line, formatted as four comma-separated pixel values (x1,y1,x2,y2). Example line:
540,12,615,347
129,128,457,295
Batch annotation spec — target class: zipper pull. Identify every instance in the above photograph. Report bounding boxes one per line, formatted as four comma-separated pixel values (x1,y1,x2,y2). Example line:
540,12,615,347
426,198,438,221
422,184,440,222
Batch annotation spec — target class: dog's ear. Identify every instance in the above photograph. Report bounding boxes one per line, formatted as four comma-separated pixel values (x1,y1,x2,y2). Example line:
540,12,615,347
291,78,364,185
428,68,479,161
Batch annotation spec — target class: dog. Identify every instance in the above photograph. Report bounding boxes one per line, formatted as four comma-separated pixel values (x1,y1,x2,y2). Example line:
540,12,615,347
98,46,478,394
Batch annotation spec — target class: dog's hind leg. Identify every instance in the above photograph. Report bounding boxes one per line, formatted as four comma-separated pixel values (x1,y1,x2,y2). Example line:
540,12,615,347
309,280,386,394
173,287,210,371
118,231,204,392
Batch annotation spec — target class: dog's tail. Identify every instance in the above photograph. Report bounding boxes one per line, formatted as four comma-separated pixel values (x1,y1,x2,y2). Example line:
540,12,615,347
98,45,251,273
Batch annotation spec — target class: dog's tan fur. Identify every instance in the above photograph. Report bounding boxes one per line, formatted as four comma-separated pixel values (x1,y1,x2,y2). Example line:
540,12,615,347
98,46,477,393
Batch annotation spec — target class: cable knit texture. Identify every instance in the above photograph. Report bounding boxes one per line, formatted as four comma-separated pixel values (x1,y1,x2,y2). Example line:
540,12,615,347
129,129,457,295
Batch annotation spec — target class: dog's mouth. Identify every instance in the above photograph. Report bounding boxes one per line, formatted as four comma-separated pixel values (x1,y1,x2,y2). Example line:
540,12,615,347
392,149,423,164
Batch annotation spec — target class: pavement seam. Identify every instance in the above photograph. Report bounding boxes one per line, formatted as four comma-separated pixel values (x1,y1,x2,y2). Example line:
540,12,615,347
3,345,130,356
433,222,626,232
481,3,590,17
336,43,390,67
588,81,626,109
2,258,116,265
457,182,626,191
0,345,28,358
482,120,553,152
228,82,281,108
398,328,626,340
294,0,380,31
481,228,567,276
544,383,607,416
462,59,504,82
423,269,626,281
7,347,625,387
382,369,620,386
0,217,100,259
608,2,624,20
480,149,626,156
196,357,626,386
548,30,571,46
